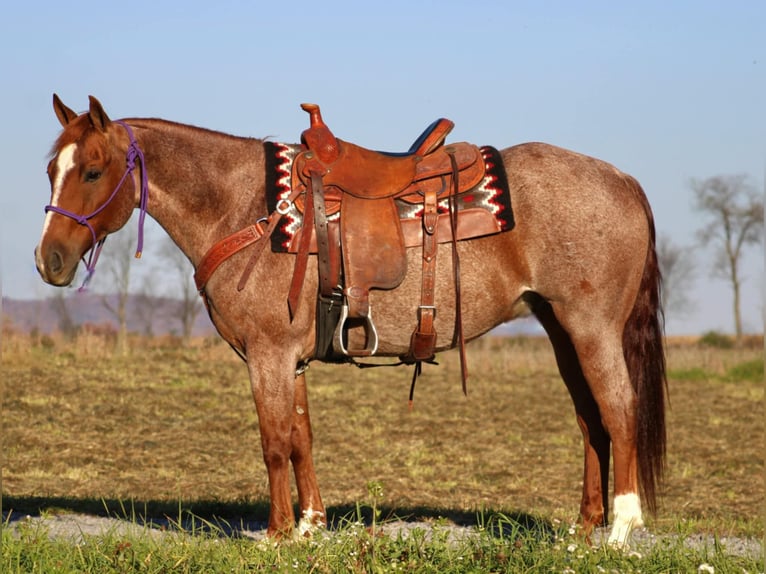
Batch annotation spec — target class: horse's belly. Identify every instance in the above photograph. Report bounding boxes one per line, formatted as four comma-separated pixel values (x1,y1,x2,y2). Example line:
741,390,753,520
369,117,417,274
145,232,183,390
362,234,526,355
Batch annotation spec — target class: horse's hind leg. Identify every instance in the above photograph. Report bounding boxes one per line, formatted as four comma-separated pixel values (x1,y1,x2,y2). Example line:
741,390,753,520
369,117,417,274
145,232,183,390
291,372,327,536
530,295,610,535
552,307,644,545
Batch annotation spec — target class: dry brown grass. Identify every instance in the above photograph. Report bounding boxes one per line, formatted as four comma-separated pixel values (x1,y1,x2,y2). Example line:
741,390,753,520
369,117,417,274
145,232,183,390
2,332,762,536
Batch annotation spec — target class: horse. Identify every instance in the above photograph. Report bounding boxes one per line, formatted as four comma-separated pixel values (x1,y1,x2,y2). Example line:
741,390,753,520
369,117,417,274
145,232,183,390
34,95,666,546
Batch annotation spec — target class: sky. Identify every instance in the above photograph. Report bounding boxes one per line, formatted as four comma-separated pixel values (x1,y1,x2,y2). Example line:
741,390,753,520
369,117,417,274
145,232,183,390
0,1,763,336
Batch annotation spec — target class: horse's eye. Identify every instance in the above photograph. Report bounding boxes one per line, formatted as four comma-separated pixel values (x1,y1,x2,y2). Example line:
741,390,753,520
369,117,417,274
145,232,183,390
84,170,102,183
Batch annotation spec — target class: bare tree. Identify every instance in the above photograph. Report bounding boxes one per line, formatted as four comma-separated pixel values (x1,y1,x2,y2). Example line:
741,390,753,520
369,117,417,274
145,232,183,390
50,289,78,339
158,236,203,345
691,174,764,341
95,225,139,354
656,233,696,318
133,275,165,337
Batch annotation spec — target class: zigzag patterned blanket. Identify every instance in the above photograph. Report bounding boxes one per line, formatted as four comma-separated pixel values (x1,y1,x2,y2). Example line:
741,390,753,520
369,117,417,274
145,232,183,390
263,141,514,252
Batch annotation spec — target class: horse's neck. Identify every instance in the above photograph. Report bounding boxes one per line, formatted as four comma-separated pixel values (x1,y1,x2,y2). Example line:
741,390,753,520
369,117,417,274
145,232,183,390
131,119,267,266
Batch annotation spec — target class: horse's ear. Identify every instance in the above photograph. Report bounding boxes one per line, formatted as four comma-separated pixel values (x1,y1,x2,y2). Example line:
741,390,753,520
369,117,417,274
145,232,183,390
87,95,111,132
53,94,78,126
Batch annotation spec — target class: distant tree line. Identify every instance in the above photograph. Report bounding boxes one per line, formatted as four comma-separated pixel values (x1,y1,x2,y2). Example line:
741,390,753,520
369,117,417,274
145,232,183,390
48,224,204,353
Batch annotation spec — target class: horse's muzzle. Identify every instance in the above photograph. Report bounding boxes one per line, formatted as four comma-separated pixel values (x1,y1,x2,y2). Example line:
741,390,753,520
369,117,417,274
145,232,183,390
34,244,76,286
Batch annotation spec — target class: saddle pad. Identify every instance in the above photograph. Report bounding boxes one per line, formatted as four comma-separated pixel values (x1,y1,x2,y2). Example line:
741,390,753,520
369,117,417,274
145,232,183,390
263,141,514,253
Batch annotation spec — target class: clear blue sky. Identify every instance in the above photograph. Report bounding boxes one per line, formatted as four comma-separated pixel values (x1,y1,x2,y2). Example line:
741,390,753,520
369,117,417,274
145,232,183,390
1,1,763,335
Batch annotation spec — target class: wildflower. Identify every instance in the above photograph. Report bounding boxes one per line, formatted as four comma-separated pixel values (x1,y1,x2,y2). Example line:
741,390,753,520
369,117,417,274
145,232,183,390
698,565,714,574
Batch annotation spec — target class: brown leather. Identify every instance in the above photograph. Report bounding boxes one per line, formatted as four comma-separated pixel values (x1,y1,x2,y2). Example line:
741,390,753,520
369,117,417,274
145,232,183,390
312,172,336,298
286,209,501,254
412,119,454,156
195,223,264,292
298,140,419,200
300,104,339,164
287,171,318,318
409,186,439,360
293,104,485,361
340,192,408,319
236,215,284,292
292,141,484,213
447,152,468,391
397,144,485,203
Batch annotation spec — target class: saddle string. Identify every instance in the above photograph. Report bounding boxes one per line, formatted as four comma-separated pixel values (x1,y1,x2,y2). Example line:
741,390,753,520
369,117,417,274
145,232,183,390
448,151,468,393
44,120,149,291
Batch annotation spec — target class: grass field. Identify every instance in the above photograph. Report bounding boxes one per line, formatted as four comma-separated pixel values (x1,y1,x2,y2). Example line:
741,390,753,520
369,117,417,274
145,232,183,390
1,331,763,571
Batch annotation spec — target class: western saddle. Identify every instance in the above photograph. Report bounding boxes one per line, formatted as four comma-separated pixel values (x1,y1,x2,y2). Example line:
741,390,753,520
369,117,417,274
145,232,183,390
288,104,486,380
194,103,495,389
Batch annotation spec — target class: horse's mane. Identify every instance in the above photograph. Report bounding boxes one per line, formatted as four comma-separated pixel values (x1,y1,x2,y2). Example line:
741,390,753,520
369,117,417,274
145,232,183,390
48,116,261,159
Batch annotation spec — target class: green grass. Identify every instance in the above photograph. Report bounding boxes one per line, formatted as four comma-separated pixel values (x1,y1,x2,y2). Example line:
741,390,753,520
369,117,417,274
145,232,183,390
725,358,764,382
3,510,762,573
668,358,763,383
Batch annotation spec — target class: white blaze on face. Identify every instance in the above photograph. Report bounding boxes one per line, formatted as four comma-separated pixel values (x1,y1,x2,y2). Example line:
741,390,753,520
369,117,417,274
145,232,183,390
608,492,644,547
41,143,77,240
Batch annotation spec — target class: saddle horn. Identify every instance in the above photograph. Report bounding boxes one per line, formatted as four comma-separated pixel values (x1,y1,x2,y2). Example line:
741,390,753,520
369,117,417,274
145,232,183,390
300,103,340,164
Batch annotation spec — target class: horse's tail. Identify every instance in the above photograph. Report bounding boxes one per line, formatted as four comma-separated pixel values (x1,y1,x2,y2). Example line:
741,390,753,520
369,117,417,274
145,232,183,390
622,176,667,515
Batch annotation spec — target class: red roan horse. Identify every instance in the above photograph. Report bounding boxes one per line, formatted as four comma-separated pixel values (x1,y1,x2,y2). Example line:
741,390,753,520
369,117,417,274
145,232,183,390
35,95,666,545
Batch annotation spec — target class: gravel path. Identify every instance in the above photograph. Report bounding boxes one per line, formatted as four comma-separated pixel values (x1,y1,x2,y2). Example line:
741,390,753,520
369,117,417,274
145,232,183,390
4,511,763,561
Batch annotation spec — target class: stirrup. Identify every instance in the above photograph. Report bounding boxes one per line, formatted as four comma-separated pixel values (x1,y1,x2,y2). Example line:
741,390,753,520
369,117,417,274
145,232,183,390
333,302,379,357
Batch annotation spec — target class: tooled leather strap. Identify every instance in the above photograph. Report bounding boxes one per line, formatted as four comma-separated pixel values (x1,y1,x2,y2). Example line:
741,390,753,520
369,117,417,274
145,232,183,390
195,224,264,292
236,214,283,291
312,173,334,298
196,187,302,294
409,185,440,360
287,172,317,319
408,153,468,393
241,187,305,298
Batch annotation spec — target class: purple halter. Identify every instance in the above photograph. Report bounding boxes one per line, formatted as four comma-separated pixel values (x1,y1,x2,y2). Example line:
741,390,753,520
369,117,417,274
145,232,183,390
44,120,149,290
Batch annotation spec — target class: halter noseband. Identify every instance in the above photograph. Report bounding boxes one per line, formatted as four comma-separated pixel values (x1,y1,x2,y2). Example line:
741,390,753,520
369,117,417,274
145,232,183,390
44,120,149,290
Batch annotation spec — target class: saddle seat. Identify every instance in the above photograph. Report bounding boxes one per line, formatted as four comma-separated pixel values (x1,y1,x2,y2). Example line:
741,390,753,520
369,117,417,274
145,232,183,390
293,106,484,213
290,104,486,360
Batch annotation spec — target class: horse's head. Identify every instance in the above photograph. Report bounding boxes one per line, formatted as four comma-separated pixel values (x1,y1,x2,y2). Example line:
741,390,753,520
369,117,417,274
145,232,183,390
35,95,141,286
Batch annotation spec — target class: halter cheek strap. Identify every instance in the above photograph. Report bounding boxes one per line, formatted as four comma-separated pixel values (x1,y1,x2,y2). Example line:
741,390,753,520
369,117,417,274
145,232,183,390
44,120,149,290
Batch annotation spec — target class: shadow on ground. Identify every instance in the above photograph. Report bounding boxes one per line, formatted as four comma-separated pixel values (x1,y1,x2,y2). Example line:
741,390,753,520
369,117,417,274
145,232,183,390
2,495,555,542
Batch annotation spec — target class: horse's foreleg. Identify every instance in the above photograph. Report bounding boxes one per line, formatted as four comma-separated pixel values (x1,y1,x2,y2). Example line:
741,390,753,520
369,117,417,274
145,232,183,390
291,372,326,536
248,359,297,538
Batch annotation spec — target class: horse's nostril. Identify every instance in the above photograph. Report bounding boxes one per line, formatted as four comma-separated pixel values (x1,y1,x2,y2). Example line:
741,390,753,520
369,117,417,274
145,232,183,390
48,250,64,274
